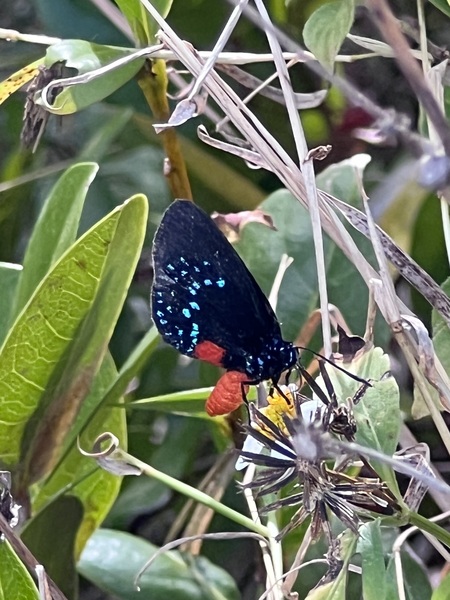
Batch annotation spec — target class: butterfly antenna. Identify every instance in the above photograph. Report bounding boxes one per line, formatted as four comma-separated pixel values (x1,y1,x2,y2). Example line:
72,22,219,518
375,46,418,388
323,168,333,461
296,346,371,387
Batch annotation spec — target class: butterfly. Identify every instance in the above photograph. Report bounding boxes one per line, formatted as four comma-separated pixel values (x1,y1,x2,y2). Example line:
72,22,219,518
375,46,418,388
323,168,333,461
151,200,298,416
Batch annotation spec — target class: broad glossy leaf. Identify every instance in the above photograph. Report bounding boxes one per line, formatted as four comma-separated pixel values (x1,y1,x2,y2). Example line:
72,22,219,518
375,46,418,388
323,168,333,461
21,194,148,486
303,0,355,71
0,195,147,482
42,41,145,114
21,496,84,600
14,162,99,317
78,528,240,600
0,539,40,600
0,262,22,345
356,520,386,600
35,0,125,43
0,205,117,467
101,324,160,410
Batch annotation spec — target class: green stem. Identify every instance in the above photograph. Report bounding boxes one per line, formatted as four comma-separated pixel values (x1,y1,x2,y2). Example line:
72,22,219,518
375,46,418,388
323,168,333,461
121,450,270,538
408,511,450,548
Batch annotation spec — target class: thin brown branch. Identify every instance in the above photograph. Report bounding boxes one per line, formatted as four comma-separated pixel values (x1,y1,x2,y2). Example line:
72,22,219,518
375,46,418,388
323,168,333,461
367,0,450,157
137,60,192,200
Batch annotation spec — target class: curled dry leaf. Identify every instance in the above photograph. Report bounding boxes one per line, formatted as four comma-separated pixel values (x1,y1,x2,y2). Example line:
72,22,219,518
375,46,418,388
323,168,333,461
197,124,265,168
211,209,276,242
395,444,434,511
305,145,333,162
0,471,20,527
218,63,328,109
336,324,367,362
154,98,199,132
78,432,141,476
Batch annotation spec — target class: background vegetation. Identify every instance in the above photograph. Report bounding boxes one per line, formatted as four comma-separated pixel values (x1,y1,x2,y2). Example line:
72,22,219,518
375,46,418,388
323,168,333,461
1,0,450,599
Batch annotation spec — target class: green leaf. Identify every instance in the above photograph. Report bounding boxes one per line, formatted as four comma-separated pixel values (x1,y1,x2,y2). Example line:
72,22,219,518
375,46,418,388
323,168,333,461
21,496,84,600
235,187,379,342
305,530,357,599
432,277,450,371
78,528,240,600
0,203,118,468
429,0,450,18
21,194,148,486
303,0,355,71
42,41,145,114
410,192,449,328
385,551,432,600
322,347,401,495
0,538,40,600
33,353,126,557
0,195,148,483
316,161,390,346
356,521,387,600
14,162,99,317
0,262,22,345
131,387,212,413
115,0,174,45
432,570,450,600
413,277,450,418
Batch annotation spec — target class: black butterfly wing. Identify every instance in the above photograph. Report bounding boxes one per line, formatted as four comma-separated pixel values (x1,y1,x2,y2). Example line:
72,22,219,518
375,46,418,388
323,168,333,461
151,200,283,368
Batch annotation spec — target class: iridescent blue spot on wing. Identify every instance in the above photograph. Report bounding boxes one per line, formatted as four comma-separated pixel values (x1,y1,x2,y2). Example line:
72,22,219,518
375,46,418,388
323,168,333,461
216,278,225,287
204,279,212,286
190,301,200,310
182,308,191,318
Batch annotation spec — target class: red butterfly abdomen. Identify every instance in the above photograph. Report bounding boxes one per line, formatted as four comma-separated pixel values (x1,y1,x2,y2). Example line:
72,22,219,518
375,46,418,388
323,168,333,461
206,371,249,416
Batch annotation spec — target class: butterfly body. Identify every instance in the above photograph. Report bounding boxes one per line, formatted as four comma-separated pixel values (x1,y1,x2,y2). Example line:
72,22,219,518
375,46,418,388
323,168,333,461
151,200,297,415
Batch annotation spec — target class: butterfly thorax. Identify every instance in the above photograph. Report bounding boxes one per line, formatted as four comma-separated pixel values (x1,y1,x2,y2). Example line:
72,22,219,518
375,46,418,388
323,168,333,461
223,338,298,382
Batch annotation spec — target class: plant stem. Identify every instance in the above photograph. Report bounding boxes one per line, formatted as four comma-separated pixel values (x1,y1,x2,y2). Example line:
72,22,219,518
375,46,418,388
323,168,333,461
121,449,270,538
408,511,450,548
137,59,192,200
